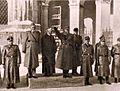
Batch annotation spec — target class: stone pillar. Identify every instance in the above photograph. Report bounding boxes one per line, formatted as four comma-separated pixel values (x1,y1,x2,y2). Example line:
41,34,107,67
79,1,85,37
95,0,102,43
113,0,120,44
101,0,111,31
31,0,38,23
41,1,49,34
7,0,17,24
69,0,80,33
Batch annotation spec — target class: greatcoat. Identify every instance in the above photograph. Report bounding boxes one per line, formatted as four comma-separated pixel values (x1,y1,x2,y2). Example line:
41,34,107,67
97,44,110,76
22,30,41,69
2,44,21,84
111,44,120,78
94,42,101,75
73,34,83,68
82,43,94,77
55,30,74,70
41,33,57,74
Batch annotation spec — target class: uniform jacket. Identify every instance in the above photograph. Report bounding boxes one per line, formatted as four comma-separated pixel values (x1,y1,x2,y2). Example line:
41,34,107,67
82,43,94,77
2,44,21,83
97,44,110,76
111,44,120,78
22,30,41,68
94,42,101,75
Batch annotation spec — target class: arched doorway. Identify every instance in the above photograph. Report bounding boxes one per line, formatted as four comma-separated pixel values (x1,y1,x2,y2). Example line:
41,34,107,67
83,0,96,45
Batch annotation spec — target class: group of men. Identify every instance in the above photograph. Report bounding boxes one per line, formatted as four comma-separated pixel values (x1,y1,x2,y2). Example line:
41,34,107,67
1,22,120,89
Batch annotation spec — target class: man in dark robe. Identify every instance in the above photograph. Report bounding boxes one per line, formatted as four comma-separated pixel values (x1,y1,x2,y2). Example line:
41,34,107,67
41,28,57,76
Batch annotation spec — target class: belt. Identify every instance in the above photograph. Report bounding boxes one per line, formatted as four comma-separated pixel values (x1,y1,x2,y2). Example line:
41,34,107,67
6,55,17,58
62,43,72,46
83,53,91,56
114,53,120,55
99,55,108,57
62,43,67,45
28,40,38,42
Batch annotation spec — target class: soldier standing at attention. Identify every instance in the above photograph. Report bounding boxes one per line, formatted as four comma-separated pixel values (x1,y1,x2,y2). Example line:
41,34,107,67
2,36,21,89
72,28,83,76
95,35,105,81
111,37,120,83
22,22,41,78
97,37,111,84
82,36,94,85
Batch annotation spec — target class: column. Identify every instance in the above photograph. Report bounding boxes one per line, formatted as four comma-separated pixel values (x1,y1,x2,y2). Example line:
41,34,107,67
113,0,120,44
69,0,80,33
7,0,17,24
31,0,38,23
101,0,111,31
95,0,102,43
41,1,49,34
79,1,85,37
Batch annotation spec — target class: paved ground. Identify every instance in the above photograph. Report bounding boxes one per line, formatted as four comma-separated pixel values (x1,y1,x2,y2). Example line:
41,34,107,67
0,83,120,91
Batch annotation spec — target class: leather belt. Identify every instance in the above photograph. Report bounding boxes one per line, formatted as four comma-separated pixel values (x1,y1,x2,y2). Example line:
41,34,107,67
6,55,17,58
99,55,108,57
28,40,38,42
83,53,91,56
114,53,120,55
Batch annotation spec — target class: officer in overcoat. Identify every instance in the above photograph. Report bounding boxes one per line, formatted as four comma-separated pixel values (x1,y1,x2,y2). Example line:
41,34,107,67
22,23,41,78
72,28,83,76
41,28,57,76
54,27,73,78
111,37,120,83
2,36,21,89
82,36,94,85
97,37,111,84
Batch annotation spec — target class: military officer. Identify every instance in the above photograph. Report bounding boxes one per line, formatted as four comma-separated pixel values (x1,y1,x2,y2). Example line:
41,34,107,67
54,27,73,78
72,28,83,76
111,37,120,83
22,22,41,78
82,36,94,85
2,36,21,89
97,37,111,84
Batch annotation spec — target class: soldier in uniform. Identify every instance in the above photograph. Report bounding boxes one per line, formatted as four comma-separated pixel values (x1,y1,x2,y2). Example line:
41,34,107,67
72,28,83,76
95,35,105,81
22,22,41,78
97,37,111,84
111,37,120,83
54,27,73,78
2,36,21,89
82,36,94,85
41,28,57,76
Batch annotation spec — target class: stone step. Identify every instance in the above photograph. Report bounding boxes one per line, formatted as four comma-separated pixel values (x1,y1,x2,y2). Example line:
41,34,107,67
28,74,84,88
28,74,115,89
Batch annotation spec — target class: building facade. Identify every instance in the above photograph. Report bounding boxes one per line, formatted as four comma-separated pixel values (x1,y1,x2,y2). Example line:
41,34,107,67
0,0,119,46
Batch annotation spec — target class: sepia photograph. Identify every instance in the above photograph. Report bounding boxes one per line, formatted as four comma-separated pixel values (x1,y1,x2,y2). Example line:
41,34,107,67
0,0,120,91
